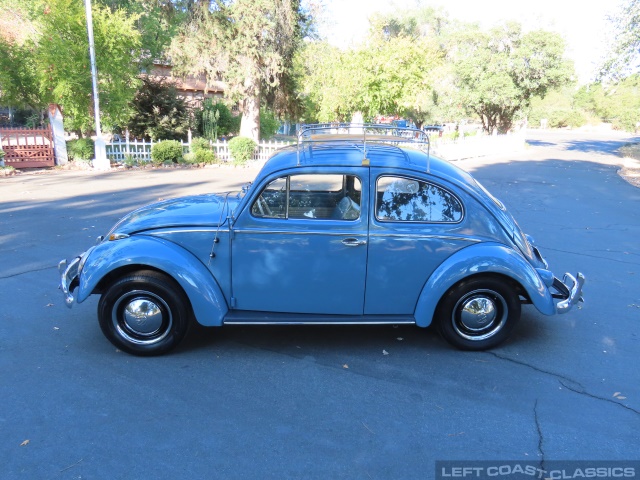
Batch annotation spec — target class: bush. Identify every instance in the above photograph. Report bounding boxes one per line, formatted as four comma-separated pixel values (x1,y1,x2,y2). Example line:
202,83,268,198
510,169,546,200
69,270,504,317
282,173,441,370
127,77,191,141
151,140,183,165
190,137,211,153
184,149,217,165
197,100,238,140
260,109,280,140
0,148,5,160
66,138,95,161
228,136,256,165
194,149,216,164
612,109,640,132
536,109,587,129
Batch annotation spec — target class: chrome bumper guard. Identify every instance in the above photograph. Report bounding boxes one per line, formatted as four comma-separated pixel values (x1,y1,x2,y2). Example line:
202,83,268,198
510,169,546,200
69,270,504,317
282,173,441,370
58,257,81,308
552,272,585,314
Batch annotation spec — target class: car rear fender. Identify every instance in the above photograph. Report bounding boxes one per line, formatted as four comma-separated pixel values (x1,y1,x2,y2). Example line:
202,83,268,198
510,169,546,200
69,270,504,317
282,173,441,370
77,235,228,326
414,242,555,327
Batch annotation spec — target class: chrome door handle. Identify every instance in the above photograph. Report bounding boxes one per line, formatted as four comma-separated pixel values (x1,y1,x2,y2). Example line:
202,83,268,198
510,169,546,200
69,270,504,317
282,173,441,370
342,238,367,247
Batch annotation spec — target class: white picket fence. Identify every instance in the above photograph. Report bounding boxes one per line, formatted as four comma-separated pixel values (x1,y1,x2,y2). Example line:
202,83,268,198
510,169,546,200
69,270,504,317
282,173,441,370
105,137,293,164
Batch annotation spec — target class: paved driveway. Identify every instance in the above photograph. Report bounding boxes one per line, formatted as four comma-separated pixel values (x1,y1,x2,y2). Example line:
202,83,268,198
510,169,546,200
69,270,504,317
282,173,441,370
1,130,639,479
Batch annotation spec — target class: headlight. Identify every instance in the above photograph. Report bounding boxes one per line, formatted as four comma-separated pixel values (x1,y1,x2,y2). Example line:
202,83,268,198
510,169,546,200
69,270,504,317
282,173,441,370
108,233,130,241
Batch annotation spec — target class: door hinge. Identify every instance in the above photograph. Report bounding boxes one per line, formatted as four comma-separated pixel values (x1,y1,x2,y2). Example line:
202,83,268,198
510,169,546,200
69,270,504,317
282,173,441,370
230,297,237,308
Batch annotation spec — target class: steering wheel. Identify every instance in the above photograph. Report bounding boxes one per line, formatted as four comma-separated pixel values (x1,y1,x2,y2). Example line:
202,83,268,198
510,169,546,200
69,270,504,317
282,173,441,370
256,196,273,217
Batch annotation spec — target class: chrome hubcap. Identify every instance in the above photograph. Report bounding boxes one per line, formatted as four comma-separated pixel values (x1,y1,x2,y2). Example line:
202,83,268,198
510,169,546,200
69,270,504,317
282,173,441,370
123,299,163,335
452,289,507,341
460,297,497,331
112,291,172,345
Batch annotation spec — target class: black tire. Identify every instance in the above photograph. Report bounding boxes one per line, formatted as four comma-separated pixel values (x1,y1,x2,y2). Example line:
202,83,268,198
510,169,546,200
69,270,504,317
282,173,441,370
435,276,521,351
98,270,191,356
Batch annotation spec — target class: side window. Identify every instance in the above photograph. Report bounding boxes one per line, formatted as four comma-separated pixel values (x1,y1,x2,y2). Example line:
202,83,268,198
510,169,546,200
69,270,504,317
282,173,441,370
251,174,361,220
251,177,287,218
376,176,463,223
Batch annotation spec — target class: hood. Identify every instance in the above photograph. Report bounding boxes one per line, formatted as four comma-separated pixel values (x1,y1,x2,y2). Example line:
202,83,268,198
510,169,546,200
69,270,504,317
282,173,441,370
108,193,241,236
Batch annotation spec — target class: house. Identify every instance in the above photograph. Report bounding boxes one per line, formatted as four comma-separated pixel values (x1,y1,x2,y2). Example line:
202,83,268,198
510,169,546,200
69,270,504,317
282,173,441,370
144,62,227,108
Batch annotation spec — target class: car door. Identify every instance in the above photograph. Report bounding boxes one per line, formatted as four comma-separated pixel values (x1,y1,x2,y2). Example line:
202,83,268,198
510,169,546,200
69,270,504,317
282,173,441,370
364,169,469,314
231,168,369,315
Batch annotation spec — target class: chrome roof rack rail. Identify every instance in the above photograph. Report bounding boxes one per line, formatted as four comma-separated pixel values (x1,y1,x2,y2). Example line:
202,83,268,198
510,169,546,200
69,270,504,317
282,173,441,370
296,123,432,172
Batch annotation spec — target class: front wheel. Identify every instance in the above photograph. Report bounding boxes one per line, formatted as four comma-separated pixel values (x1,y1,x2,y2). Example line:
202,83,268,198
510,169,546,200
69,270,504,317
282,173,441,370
436,276,521,350
98,270,190,356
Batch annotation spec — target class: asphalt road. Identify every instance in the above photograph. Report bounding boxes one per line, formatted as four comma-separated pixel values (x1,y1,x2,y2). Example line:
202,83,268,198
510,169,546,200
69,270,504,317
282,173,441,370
1,129,639,479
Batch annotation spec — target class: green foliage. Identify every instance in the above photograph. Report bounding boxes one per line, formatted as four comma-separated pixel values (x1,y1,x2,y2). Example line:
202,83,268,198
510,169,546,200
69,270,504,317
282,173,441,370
100,0,187,68
574,75,640,131
528,89,586,128
601,0,640,78
29,0,141,134
184,148,217,165
123,154,138,167
454,23,574,134
197,100,237,140
187,137,217,164
259,109,280,140
297,35,443,124
228,136,256,165
151,140,183,165
170,0,309,141
0,148,5,159
612,109,640,131
66,138,95,161
127,77,191,140
0,38,43,109
190,137,210,153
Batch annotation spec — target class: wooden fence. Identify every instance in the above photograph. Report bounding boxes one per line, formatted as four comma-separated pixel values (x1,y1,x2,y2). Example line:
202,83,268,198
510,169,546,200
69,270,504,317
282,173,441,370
106,138,293,164
0,127,55,168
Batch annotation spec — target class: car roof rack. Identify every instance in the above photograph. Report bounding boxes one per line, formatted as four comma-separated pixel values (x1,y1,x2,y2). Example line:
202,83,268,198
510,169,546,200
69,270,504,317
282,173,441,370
297,123,433,172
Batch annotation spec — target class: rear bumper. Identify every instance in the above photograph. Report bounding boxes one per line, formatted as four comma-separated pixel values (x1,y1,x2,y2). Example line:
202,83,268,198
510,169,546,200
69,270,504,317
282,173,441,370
552,272,585,314
58,257,81,308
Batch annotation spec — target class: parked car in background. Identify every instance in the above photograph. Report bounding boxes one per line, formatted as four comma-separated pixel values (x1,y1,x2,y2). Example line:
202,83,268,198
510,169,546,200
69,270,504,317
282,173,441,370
59,124,584,356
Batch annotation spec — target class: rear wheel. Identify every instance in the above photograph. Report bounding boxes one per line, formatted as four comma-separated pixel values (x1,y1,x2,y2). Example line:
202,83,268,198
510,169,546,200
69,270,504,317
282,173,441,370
436,276,520,350
98,271,190,356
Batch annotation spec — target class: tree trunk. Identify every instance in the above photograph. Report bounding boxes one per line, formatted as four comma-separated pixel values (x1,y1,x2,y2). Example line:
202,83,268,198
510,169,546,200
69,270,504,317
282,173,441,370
239,76,261,143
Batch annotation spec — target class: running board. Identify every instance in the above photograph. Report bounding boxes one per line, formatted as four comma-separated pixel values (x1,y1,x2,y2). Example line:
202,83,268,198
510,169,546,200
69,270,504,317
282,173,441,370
223,311,416,325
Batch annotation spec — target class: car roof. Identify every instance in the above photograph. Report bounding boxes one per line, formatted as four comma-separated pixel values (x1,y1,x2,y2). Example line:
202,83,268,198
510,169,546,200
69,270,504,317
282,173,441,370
260,142,476,188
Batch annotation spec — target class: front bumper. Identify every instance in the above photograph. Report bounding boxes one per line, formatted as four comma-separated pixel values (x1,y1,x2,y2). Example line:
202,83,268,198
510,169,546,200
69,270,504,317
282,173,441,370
58,256,81,308
551,272,585,314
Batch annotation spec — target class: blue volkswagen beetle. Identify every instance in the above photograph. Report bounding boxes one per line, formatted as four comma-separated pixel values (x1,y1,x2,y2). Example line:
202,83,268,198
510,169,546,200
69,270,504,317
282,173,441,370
59,125,584,356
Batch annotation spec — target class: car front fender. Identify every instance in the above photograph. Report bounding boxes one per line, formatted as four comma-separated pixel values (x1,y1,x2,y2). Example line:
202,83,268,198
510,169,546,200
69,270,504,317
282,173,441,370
414,242,555,327
77,235,228,326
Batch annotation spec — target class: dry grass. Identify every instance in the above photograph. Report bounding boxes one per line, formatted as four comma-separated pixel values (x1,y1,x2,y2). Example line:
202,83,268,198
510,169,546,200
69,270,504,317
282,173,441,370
619,143,640,187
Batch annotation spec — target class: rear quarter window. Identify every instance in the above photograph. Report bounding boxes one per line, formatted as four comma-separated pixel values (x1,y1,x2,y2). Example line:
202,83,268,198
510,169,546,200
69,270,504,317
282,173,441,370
376,175,463,223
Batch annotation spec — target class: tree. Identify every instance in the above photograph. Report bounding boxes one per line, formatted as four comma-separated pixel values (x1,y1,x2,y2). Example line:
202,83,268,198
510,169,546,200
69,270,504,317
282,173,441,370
574,75,640,131
297,35,443,124
454,23,573,134
0,0,141,134
170,0,309,142
32,0,141,134
127,77,191,140
0,1,44,110
601,0,640,78
101,0,188,67
0,38,42,110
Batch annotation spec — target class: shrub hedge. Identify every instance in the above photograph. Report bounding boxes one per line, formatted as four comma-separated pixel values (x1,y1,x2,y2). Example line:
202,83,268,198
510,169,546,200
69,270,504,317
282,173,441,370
151,140,183,165
228,136,257,165
66,138,95,161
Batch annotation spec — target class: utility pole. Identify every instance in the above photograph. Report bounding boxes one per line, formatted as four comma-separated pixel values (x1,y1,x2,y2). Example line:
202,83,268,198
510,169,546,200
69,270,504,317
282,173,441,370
84,0,109,170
